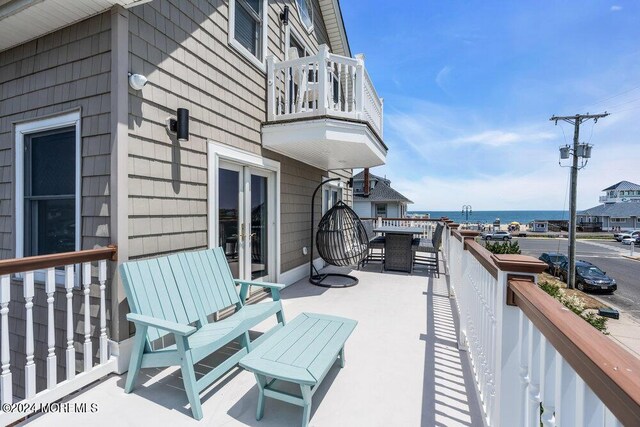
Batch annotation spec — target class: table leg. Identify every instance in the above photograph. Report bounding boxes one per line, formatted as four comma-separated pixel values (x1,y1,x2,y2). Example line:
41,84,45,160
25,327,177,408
301,384,312,427
255,373,267,420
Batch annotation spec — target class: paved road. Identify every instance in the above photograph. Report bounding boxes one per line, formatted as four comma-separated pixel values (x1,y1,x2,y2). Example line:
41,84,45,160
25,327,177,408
515,237,640,320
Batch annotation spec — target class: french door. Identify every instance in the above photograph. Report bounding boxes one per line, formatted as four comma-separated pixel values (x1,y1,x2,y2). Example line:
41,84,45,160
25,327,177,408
217,161,275,282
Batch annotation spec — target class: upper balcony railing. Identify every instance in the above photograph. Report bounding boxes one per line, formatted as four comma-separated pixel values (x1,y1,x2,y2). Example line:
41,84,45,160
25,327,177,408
266,45,384,138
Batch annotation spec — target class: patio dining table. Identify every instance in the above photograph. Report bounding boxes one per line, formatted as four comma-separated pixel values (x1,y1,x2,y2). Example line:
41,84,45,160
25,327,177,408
373,226,424,273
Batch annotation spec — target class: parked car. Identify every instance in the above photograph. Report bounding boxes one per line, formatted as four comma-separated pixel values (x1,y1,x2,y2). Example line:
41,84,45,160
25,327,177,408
622,236,638,245
482,231,512,241
538,252,568,276
557,260,617,293
615,230,640,242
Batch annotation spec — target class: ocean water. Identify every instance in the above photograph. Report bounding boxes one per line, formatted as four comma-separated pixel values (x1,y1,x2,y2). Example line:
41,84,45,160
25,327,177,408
408,210,569,225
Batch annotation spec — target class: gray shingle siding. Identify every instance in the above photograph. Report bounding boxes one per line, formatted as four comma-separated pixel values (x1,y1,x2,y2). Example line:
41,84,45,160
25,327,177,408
0,12,113,398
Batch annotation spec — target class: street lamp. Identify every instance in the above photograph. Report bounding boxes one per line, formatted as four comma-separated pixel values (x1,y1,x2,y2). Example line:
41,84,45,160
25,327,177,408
461,205,472,223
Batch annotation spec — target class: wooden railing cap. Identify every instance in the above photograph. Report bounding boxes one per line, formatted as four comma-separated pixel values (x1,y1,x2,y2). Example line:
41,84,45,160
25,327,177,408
459,230,480,238
491,254,547,274
448,223,460,229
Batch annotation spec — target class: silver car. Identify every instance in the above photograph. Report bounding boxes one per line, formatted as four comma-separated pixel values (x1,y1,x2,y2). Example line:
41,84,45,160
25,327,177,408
482,231,512,241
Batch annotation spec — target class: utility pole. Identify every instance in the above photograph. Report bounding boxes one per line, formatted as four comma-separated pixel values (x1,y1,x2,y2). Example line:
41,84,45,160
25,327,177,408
550,113,609,289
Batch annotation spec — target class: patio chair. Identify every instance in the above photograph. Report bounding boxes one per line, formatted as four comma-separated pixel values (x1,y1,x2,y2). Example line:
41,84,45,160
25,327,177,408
360,220,385,269
412,223,444,276
384,233,414,273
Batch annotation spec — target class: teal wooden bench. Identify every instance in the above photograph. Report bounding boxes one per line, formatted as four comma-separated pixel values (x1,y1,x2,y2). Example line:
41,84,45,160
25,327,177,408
119,247,286,420
239,312,357,427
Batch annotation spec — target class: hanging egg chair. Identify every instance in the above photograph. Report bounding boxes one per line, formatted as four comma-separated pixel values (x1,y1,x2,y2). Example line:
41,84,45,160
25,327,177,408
308,179,368,287
316,201,369,266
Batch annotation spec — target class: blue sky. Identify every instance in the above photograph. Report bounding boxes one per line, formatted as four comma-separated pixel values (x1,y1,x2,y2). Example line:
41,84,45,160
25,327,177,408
341,1,640,210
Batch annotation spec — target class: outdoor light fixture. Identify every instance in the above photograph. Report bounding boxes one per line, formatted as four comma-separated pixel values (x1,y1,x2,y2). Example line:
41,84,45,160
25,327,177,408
128,73,148,90
166,108,190,142
559,146,570,159
280,6,289,25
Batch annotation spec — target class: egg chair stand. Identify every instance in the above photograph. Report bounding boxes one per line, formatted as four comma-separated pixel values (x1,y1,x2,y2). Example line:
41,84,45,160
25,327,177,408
309,178,368,288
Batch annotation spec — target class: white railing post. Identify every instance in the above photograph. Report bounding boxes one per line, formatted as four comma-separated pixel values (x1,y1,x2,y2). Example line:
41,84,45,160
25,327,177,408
317,44,330,115
82,262,92,373
354,53,365,119
266,55,276,121
494,270,525,426
24,271,35,399
45,268,57,390
99,260,108,364
0,275,11,404
65,265,75,380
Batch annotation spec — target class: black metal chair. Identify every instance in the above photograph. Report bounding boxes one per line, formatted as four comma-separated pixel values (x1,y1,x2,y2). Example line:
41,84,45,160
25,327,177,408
360,220,385,269
412,223,444,276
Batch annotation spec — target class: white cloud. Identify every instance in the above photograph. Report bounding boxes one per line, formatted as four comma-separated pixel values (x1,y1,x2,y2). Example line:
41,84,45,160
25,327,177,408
454,130,556,147
435,66,452,92
610,5,622,11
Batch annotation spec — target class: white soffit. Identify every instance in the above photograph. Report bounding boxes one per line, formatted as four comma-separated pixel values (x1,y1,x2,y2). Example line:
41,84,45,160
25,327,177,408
0,0,137,52
262,118,386,171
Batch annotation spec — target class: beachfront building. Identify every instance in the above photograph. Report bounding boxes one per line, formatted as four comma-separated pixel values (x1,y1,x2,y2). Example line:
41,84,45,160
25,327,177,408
0,0,385,411
352,168,412,218
578,181,640,230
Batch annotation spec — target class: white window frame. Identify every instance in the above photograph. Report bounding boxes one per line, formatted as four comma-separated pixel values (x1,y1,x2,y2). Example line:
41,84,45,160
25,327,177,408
285,26,315,60
321,178,342,214
295,0,314,33
15,111,82,284
228,0,269,72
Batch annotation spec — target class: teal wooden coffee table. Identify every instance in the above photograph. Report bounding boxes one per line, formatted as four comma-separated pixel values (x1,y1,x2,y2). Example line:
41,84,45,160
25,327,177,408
239,312,357,427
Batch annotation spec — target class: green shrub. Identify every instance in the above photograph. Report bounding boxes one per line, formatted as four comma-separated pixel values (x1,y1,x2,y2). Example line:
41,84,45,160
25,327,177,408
484,240,521,254
538,281,608,333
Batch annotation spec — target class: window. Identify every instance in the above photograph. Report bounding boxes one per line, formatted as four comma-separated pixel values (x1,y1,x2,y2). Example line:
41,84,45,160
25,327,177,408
16,112,81,260
376,204,387,217
229,0,268,70
295,0,313,31
322,181,342,214
289,33,308,59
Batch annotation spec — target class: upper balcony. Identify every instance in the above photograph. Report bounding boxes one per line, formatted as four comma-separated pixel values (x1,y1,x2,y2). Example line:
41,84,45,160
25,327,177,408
262,45,387,171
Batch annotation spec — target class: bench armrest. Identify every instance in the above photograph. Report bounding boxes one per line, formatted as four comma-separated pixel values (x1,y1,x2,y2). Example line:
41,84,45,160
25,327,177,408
127,313,196,337
234,279,285,303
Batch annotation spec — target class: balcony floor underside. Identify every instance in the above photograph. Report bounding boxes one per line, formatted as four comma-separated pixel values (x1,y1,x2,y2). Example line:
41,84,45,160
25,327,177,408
21,264,484,426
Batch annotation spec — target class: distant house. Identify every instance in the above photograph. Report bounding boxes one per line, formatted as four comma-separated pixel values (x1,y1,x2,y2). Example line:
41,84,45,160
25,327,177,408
352,169,413,218
578,181,640,230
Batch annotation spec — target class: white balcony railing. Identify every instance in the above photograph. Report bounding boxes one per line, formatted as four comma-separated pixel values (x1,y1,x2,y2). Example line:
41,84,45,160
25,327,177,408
266,45,383,138
444,225,640,426
0,247,118,425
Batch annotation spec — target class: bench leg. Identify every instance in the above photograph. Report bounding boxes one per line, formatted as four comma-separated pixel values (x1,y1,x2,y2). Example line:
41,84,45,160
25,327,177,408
176,339,203,421
301,384,312,427
255,373,267,420
240,331,251,352
276,309,286,326
124,325,147,393
339,347,345,368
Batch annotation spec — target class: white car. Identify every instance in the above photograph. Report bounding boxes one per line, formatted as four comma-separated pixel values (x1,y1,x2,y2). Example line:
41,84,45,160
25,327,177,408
617,230,640,242
622,236,637,245
482,231,512,241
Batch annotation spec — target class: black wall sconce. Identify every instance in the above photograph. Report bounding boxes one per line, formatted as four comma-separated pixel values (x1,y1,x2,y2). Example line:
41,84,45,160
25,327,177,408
166,108,189,142
280,5,289,26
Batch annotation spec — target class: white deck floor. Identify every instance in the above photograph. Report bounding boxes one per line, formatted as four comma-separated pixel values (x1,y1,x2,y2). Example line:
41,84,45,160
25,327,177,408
21,263,485,426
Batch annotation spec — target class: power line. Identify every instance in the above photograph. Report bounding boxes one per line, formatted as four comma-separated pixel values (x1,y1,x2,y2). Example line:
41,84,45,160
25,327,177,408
582,84,640,109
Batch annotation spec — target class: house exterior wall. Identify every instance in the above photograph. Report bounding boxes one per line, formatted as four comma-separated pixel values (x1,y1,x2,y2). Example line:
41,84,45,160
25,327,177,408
353,201,372,218
125,0,342,274
0,12,113,398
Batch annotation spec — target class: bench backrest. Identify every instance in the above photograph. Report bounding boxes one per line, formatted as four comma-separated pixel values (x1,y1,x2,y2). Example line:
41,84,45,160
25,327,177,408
120,247,241,343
